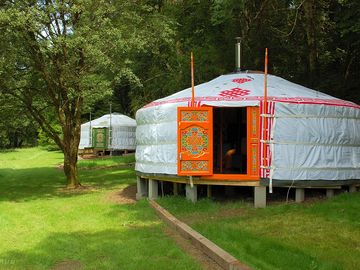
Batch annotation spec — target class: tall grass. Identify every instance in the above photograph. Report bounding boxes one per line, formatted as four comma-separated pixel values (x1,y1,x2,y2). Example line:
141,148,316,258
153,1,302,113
158,193,360,270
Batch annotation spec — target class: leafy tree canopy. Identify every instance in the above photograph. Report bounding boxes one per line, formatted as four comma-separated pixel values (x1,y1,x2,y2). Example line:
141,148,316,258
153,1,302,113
0,0,175,187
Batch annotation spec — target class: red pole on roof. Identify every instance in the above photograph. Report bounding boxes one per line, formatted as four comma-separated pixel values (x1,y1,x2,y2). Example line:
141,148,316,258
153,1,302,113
191,52,195,107
263,48,268,172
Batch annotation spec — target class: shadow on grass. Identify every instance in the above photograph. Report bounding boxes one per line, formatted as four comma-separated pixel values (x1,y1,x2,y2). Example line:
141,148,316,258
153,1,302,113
79,168,135,188
0,166,136,202
0,148,18,153
0,202,199,270
0,229,199,270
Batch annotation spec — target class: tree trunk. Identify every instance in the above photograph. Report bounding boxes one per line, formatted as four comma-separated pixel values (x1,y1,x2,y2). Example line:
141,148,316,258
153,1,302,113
303,0,319,86
62,109,82,188
64,144,80,188
63,137,80,188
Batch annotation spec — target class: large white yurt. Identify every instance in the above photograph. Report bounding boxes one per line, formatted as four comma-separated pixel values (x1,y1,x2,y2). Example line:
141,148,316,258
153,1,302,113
135,72,360,205
79,113,136,153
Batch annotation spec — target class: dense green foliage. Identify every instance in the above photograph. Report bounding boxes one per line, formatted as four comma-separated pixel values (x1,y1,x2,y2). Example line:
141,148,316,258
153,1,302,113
0,0,174,185
0,148,200,269
1,1,359,136
158,194,360,270
0,95,38,148
119,0,360,116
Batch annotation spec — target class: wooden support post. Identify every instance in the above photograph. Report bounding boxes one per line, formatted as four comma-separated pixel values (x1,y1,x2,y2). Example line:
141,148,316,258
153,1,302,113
207,185,212,198
148,179,158,200
295,188,305,203
254,186,266,208
173,183,179,196
136,177,148,200
186,184,197,203
326,189,334,198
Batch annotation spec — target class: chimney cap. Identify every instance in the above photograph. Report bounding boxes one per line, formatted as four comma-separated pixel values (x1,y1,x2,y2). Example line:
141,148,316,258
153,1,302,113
235,37,243,72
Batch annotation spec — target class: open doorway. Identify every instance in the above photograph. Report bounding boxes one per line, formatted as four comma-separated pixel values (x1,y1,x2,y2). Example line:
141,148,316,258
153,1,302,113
213,107,247,174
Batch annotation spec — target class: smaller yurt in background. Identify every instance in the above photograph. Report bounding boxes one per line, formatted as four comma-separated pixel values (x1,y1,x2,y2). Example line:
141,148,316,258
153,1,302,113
79,113,136,156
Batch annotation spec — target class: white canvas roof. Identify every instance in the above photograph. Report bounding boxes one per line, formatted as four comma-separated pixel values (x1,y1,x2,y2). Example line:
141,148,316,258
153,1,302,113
142,73,357,108
81,113,136,128
135,73,360,181
79,113,136,150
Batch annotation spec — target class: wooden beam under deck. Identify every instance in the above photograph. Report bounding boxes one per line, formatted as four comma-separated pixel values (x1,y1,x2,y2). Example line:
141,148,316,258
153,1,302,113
136,171,260,186
136,172,360,188
260,178,360,188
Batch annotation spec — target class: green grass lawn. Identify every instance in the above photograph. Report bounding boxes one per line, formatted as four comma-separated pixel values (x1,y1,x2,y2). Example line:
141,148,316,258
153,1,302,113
2,148,359,270
158,193,360,270
0,148,200,270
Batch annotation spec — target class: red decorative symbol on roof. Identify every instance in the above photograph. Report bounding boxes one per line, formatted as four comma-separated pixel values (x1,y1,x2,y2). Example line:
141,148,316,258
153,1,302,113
219,87,251,98
232,78,253,84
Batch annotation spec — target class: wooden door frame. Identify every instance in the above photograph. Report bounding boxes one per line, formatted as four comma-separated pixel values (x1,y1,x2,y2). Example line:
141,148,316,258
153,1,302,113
202,106,260,181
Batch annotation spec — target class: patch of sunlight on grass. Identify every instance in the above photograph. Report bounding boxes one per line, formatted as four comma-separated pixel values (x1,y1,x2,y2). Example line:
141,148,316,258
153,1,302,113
0,147,63,169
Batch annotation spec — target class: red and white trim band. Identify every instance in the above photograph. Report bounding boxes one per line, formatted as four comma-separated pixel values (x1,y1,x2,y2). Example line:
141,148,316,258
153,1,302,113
144,96,359,109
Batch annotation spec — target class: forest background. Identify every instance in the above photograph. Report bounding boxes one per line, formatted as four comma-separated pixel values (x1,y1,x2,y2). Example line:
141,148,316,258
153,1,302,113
1,0,359,149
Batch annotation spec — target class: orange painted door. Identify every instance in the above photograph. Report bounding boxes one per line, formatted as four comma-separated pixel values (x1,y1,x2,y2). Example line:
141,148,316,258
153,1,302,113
177,107,213,176
247,106,260,177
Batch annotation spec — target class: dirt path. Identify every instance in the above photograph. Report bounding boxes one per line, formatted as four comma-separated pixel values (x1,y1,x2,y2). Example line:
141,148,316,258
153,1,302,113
105,184,137,204
52,260,82,270
163,226,223,270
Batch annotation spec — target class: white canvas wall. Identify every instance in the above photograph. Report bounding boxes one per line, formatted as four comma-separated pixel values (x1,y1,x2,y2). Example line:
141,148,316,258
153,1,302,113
271,103,360,180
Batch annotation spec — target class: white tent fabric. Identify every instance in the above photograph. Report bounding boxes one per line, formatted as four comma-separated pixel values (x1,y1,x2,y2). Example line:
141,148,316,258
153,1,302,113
135,73,360,181
79,113,136,150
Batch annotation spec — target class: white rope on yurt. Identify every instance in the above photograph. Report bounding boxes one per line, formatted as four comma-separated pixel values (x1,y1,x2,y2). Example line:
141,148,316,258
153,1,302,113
286,179,296,204
269,116,276,194
189,176,194,188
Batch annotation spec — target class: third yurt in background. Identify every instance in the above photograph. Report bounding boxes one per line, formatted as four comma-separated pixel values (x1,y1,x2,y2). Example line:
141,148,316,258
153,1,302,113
79,113,136,156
